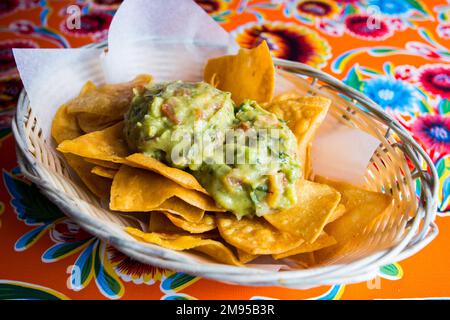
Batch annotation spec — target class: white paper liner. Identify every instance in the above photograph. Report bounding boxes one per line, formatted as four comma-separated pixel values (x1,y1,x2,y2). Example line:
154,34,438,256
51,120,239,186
13,48,105,139
312,113,381,185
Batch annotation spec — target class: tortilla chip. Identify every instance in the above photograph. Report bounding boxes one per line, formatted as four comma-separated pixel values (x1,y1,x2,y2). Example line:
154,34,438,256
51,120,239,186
237,250,258,264
204,41,275,105
193,241,242,267
288,252,316,268
265,95,330,176
151,197,205,222
57,121,129,163
314,176,393,260
72,76,152,133
126,153,208,194
65,154,112,199
272,232,336,260
126,228,242,266
83,158,121,169
110,165,223,212
264,179,341,243
216,213,304,255
76,113,120,133
304,144,313,179
67,75,152,115
149,212,185,233
271,93,303,103
52,105,84,144
164,212,216,234
314,177,392,263
51,104,111,198
328,203,346,224
91,166,117,179
149,212,220,238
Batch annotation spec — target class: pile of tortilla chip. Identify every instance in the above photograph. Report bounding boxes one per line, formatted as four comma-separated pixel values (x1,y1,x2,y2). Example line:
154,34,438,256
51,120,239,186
52,41,393,268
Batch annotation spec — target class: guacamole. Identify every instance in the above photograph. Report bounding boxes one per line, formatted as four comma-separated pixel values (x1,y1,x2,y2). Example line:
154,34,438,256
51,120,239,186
125,81,300,218
124,81,234,170
194,101,300,218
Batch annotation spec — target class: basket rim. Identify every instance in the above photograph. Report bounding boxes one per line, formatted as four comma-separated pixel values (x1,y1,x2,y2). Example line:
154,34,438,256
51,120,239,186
11,39,439,287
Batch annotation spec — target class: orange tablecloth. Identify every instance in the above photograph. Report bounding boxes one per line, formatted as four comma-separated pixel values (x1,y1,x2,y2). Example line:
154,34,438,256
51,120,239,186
0,0,449,300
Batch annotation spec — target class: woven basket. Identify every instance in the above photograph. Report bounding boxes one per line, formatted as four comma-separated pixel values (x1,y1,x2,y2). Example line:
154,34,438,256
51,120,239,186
12,41,439,288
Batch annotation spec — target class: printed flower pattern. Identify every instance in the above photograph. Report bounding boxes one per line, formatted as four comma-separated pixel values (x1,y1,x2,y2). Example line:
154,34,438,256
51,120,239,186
194,0,232,22
367,0,411,16
363,77,418,112
233,22,331,68
343,61,449,214
295,0,339,19
60,10,112,41
418,64,450,99
434,3,450,40
0,39,38,75
2,167,190,299
344,14,394,40
411,115,450,159
107,246,173,285
86,0,123,10
0,0,20,18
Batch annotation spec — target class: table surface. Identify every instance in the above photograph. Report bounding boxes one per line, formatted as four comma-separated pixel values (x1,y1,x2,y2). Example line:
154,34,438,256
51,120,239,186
0,0,449,300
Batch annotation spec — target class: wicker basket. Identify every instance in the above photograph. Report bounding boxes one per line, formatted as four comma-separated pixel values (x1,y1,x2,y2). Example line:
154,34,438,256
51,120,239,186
12,41,439,288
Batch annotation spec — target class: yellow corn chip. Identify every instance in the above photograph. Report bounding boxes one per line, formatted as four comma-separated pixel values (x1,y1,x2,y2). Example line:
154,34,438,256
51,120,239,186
193,241,242,267
272,232,336,260
76,113,120,133
149,213,220,238
164,212,216,234
52,104,111,199
149,212,185,233
68,75,152,115
151,197,205,222
52,105,84,144
110,165,223,212
65,154,112,199
271,93,303,103
288,252,316,268
328,203,346,224
237,250,258,264
57,121,129,163
126,153,208,194
314,176,393,260
216,213,304,255
83,158,121,169
316,176,393,242
127,228,200,249
264,179,341,243
265,95,330,176
91,166,117,179
71,76,152,133
204,41,275,105
126,228,242,266
304,144,313,179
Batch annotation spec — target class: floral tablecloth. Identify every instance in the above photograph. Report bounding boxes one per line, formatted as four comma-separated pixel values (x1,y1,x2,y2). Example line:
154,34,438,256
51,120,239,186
0,0,449,300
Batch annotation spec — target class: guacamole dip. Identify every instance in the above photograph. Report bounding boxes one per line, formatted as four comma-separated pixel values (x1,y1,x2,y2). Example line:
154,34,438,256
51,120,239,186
124,81,234,170
125,81,300,218
194,100,300,218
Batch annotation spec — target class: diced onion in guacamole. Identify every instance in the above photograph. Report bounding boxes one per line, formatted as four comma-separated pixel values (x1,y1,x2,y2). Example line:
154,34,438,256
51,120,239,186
124,81,300,218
